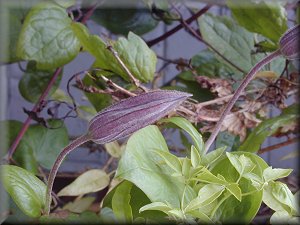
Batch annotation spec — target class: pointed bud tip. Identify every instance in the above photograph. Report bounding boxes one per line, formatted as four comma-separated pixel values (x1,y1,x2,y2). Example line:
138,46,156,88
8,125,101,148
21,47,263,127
279,24,300,60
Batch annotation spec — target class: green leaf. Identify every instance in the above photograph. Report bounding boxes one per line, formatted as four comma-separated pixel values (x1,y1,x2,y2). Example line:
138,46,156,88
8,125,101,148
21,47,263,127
1,165,46,218
14,120,69,172
226,183,242,201
139,202,172,213
168,209,184,219
0,6,27,63
155,149,182,173
238,104,299,152
57,169,109,196
103,181,167,223
161,117,204,155
191,146,201,168
82,75,112,112
91,4,158,35
216,131,240,152
63,197,95,213
72,23,157,82
202,146,226,168
104,141,123,158
188,49,236,78
198,13,255,72
270,210,300,225
19,62,62,103
263,181,297,215
40,211,102,224
263,167,292,183
112,181,133,223
196,168,228,185
187,210,213,223
211,152,268,223
185,184,225,212
0,120,68,173
116,125,191,208
227,0,288,43
17,2,80,69
226,153,256,176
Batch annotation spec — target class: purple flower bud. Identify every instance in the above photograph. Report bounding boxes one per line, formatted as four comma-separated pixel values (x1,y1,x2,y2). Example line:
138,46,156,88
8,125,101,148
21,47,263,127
88,90,192,144
279,24,300,60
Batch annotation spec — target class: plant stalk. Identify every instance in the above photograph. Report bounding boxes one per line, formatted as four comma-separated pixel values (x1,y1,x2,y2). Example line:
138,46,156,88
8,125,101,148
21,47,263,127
204,49,282,153
44,134,90,215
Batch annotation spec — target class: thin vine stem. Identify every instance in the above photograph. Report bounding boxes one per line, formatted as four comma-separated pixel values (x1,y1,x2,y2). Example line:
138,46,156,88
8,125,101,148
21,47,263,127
6,68,62,161
204,49,282,153
44,134,90,215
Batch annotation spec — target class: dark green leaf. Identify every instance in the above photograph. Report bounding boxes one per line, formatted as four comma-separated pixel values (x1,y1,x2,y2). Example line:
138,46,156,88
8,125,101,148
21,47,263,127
91,4,158,35
216,131,240,152
82,75,112,112
238,104,299,152
40,211,102,224
227,0,288,43
72,23,157,82
103,181,167,223
0,120,69,173
0,6,27,63
112,181,133,223
189,49,236,78
19,62,62,103
17,2,80,69
1,165,46,218
198,13,255,72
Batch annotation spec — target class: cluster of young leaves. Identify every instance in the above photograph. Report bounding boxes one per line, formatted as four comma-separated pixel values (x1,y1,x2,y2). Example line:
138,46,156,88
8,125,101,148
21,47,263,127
104,117,298,224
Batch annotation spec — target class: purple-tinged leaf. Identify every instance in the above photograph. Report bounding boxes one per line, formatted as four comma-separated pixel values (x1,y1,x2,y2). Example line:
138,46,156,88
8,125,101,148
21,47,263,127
88,90,192,144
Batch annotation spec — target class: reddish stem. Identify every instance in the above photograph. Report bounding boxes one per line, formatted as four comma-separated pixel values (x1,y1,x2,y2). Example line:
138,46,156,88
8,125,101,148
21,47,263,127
147,5,211,47
258,137,298,154
6,68,62,161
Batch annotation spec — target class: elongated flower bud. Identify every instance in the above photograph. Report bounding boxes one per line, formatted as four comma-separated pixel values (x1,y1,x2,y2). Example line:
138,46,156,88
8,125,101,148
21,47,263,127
279,24,300,60
88,90,192,144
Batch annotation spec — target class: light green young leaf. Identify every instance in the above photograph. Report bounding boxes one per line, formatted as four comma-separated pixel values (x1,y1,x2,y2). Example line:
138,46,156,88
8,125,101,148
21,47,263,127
155,149,182,173
63,197,95,213
226,183,242,201
263,181,297,215
57,169,109,196
161,117,204,155
116,125,189,208
191,146,201,168
168,209,184,219
186,210,213,223
238,104,299,152
185,184,224,212
202,146,226,167
17,2,80,69
105,141,123,158
227,0,288,43
1,165,46,218
112,181,133,223
180,157,192,178
139,202,172,213
263,167,292,183
72,23,156,82
226,152,256,176
198,13,255,72
270,210,300,225
196,168,228,185
243,172,264,190
19,62,62,103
